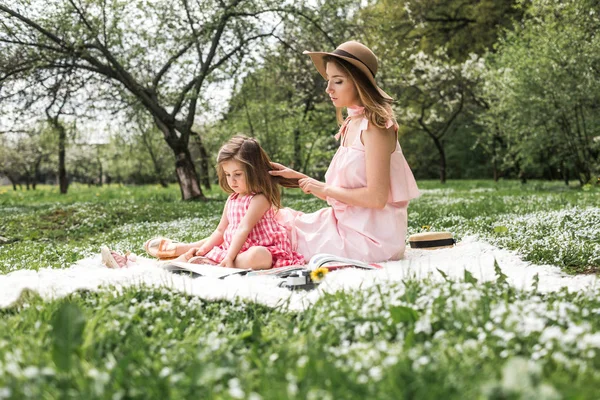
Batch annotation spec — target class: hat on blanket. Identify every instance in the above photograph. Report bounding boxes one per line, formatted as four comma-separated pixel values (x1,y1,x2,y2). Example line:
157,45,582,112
409,232,456,250
303,41,393,100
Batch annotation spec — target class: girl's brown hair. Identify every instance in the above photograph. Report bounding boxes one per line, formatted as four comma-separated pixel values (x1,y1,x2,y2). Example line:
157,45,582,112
216,135,299,210
323,56,396,129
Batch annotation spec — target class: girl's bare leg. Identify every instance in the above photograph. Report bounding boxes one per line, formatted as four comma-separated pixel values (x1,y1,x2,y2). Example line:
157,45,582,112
233,246,273,270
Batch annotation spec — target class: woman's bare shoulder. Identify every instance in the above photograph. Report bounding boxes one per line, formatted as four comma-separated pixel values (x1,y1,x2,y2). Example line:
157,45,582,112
362,122,396,150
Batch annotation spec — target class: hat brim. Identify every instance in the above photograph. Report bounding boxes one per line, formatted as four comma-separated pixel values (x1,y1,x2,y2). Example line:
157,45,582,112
303,50,393,101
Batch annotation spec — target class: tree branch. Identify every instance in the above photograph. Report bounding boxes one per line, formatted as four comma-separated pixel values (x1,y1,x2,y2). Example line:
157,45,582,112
152,40,196,90
0,5,73,49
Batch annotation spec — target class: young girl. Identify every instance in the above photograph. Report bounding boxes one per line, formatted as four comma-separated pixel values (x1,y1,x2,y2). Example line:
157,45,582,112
103,135,304,270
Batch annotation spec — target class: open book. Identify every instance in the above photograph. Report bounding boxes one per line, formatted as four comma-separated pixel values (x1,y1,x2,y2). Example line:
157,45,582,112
159,253,383,280
159,261,249,279
307,253,383,271
158,260,308,279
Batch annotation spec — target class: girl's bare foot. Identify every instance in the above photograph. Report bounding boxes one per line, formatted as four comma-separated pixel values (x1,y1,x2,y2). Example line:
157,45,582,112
101,246,136,268
189,256,217,265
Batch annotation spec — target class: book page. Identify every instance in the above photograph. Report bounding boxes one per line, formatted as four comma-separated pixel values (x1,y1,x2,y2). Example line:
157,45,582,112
159,261,248,278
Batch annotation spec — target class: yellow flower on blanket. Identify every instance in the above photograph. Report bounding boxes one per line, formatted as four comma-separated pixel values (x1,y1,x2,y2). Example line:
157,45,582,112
310,267,329,283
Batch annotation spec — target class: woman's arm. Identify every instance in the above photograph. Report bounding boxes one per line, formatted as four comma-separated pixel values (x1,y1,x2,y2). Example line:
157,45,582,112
299,125,395,209
192,202,229,255
268,162,309,180
269,162,329,200
220,194,271,267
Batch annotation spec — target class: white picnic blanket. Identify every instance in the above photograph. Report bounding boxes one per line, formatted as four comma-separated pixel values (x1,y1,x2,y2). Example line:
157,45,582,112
1,236,597,311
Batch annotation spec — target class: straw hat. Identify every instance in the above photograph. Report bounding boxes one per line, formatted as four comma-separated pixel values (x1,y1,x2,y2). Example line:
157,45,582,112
409,232,456,250
303,41,393,100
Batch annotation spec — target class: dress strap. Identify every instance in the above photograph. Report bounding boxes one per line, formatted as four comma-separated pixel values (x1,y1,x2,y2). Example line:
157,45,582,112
334,117,352,141
336,116,398,146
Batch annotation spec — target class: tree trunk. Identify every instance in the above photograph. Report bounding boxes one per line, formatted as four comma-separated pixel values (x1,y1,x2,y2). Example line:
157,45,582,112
8,176,17,191
293,127,302,170
33,158,42,190
432,137,447,183
293,99,312,170
192,130,211,190
98,157,103,186
57,120,69,194
155,118,205,200
492,143,499,182
175,149,205,201
518,169,527,184
493,160,499,182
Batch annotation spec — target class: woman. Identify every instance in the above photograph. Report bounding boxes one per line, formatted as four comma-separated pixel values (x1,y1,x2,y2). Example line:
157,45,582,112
269,41,420,262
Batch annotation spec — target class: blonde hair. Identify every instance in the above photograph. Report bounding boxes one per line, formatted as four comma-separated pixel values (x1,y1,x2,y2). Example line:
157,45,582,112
323,56,396,129
216,135,298,210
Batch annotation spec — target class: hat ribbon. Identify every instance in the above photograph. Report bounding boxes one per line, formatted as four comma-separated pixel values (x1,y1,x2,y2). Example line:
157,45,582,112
332,49,376,78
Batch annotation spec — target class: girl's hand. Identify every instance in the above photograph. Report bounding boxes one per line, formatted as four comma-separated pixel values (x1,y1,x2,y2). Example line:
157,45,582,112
182,248,198,261
219,257,235,268
194,247,209,256
299,177,329,198
269,162,306,180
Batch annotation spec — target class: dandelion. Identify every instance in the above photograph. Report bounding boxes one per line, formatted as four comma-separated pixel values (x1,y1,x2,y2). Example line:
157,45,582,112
310,267,329,282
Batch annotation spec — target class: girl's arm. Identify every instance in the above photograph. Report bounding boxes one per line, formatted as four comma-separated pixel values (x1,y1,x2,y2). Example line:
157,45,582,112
220,194,271,267
191,202,229,256
299,125,395,209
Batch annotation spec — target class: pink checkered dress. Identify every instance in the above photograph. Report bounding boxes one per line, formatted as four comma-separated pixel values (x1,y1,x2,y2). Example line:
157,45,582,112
205,193,305,268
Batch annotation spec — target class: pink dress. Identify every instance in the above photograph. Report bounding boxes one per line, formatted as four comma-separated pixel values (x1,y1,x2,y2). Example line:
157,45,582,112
276,116,420,262
205,193,305,268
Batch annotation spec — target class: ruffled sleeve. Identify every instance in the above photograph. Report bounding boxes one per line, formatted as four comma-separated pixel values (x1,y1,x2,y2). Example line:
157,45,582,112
389,151,421,203
360,117,421,204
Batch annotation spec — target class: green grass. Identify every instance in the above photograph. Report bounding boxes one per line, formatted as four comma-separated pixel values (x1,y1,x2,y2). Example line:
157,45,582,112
0,180,599,399
3,180,597,274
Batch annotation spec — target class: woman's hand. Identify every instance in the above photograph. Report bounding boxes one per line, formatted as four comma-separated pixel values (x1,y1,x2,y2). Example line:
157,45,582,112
268,162,307,180
219,257,236,268
299,177,329,198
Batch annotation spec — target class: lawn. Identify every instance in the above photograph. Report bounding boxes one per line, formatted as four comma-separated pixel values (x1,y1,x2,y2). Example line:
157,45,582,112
0,181,599,399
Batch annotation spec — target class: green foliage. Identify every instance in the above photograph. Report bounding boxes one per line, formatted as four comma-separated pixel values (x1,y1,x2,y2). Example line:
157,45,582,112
0,182,598,398
360,0,524,62
480,0,600,184
51,302,86,372
205,0,358,179
1,280,598,398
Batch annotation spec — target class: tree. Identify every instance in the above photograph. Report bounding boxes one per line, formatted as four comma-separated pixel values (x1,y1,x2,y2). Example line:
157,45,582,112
481,0,600,185
102,116,176,186
0,128,54,189
359,0,523,63
209,0,360,180
354,0,523,180
0,0,327,199
395,49,486,183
